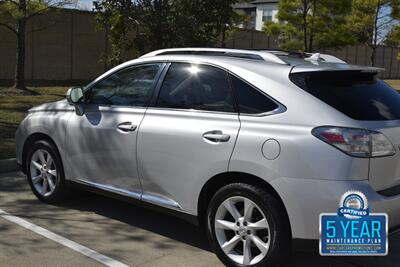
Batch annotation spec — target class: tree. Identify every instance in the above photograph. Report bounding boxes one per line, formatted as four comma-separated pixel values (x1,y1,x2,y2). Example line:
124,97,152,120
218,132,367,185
384,24,400,46
134,0,175,53
94,0,137,68
346,0,400,66
172,0,241,48
94,0,242,56
135,0,240,53
0,0,76,92
263,0,354,52
383,23,400,61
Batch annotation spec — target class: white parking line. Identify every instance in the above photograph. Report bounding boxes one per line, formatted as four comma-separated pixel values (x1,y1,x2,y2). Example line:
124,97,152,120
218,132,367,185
0,208,129,267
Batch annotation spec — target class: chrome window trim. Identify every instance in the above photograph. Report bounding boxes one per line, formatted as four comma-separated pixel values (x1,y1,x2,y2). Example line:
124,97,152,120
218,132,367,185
84,103,148,111
145,105,285,118
148,60,287,117
145,106,239,116
82,59,287,117
238,104,287,118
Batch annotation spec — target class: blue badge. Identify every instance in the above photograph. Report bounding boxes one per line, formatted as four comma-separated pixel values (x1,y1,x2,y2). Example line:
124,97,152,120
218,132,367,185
320,191,388,256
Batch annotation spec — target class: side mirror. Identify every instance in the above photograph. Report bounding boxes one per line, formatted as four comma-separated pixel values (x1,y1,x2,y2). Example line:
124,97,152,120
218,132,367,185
67,87,84,104
67,87,85,115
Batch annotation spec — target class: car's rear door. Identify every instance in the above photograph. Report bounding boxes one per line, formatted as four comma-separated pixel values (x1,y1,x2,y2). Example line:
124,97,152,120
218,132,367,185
66,63,164,195
137,62,240,212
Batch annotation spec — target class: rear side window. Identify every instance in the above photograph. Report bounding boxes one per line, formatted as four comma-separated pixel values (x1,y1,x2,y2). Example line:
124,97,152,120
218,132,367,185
230,75,279,114
290,71,400,121
156,63,235,112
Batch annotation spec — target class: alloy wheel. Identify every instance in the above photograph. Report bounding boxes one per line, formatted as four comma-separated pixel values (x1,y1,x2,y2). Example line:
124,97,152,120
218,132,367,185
214,196,271,265
29,149,57,197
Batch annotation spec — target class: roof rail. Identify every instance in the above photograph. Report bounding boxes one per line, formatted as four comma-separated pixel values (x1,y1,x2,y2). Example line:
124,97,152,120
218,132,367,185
140,48,288,65
140,48,347,65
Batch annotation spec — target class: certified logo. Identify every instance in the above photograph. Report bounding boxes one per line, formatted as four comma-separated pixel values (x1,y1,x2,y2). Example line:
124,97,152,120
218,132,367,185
320,191,388,256
339,191,369,219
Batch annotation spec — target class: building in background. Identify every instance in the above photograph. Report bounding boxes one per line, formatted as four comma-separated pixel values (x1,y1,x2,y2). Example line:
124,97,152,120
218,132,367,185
234,0,278,31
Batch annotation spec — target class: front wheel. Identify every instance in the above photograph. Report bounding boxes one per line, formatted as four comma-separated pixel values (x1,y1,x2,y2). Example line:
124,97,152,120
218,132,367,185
26,140,69,204
206,183,291,267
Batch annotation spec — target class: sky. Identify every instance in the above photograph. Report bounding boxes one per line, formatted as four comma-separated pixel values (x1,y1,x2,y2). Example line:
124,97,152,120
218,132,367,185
72,0,395,42
76,0,94,10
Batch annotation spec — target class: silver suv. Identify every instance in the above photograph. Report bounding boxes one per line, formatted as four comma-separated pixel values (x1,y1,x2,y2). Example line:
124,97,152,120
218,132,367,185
16,48,400,266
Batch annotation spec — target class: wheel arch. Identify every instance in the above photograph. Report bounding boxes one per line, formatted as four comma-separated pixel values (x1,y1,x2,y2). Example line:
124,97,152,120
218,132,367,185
22,133,60,173
197,172,292,237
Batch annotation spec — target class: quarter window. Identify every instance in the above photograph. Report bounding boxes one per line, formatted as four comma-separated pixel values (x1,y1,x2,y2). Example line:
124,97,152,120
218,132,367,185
88,64,161,106
156,63,235,112
230,75,279,114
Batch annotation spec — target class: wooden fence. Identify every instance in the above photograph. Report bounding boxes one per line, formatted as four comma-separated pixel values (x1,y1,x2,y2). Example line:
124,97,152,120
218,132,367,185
0,10,399,83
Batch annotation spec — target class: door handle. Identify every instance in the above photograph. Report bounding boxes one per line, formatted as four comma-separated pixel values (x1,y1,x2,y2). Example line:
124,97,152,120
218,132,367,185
202,130,230,142
117,122,137,132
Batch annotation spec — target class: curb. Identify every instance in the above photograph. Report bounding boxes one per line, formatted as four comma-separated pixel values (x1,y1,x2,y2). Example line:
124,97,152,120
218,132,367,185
0,158,19,173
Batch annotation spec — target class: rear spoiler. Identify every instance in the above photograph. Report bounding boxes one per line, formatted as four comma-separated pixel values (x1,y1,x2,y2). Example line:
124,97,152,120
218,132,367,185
290,63,385,74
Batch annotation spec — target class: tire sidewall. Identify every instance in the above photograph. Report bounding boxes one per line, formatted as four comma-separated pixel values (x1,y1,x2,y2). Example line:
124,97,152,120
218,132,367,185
206,184,289,267
26,140,66,203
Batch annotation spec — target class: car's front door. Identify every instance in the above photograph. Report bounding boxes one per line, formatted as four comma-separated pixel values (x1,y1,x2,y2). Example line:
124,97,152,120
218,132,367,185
66,63,164,195
137,63,241,212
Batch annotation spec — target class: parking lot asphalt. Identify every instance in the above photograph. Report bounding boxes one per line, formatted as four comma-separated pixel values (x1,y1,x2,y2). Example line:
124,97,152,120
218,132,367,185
0,171,399,267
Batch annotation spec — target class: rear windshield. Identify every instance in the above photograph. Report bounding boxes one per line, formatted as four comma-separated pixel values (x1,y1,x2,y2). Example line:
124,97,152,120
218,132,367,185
290,71,400,121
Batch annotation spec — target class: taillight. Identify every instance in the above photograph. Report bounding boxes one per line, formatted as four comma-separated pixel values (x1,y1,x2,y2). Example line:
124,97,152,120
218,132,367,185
312,126,396,158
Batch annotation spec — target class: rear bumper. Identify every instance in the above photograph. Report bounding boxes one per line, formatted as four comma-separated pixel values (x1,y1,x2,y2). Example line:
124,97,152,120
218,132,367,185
270,177,400,240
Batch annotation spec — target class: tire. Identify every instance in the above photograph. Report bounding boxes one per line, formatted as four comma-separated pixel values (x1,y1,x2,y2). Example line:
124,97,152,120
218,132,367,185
206,183,291,267
26,140,69,204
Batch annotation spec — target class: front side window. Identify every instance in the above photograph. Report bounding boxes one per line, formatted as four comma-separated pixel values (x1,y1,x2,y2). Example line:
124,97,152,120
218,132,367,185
156,63,235,113
88,64,161,106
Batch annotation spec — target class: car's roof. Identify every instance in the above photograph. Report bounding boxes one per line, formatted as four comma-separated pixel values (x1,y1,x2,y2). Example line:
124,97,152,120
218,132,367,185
90,53,293,87
89,48,384,88
140,48,384,74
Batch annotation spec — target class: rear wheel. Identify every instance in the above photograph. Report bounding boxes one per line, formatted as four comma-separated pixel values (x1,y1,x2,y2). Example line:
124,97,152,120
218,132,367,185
206,183,291,267
26,140,68,203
